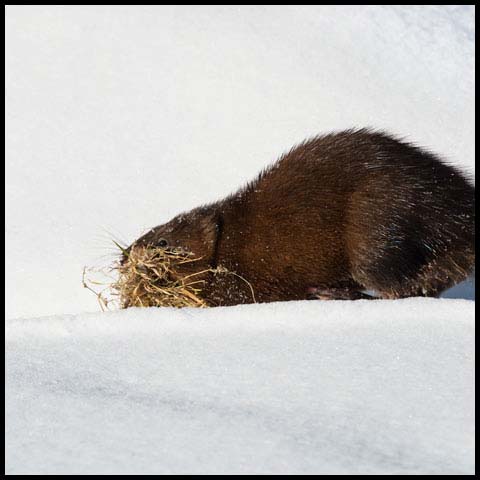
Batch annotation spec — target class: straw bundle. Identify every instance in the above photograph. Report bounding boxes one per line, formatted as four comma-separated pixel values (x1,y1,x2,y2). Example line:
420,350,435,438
83,243,256,310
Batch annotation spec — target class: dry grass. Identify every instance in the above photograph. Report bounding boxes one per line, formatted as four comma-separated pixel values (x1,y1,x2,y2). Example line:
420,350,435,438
114,246,210,308
83,243,256,310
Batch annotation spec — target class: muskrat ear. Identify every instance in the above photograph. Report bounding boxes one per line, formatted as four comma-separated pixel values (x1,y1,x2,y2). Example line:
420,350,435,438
199,211,223,246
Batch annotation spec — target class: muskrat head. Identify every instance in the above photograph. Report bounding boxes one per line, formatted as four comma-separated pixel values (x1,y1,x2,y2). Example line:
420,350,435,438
122,206,222,274
114,206,222,308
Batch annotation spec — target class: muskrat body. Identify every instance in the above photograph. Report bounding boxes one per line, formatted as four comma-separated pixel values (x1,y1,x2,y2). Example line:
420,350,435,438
126,129,475,305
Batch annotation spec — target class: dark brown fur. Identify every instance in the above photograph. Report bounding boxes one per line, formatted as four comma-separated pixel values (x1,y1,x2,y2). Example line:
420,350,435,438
126,129,475,305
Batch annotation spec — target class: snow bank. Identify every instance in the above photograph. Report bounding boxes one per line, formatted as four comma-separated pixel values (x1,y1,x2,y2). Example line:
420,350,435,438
6,299,474,475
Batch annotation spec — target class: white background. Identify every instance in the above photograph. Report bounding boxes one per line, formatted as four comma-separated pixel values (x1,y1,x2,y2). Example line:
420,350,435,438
5,5,475,319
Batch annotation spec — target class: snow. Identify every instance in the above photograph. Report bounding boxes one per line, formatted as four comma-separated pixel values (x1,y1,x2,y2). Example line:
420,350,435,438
5,299,475,475
5,5,475,475
5,5,475,319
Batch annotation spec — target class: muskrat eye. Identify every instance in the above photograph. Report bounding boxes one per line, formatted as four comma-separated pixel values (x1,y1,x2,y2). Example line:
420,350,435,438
158,238,168,248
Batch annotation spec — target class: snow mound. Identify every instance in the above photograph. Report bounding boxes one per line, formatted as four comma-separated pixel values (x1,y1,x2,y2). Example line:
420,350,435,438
5,298,474,475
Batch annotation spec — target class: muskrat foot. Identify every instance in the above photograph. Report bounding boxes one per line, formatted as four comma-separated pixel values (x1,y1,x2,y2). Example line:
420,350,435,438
306,287,377,300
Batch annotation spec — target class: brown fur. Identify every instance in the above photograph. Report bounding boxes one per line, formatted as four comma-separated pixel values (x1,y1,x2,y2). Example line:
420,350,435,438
125,129,475,305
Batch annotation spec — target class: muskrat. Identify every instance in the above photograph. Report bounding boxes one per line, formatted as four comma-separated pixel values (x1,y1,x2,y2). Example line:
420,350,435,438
123,129,475,305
